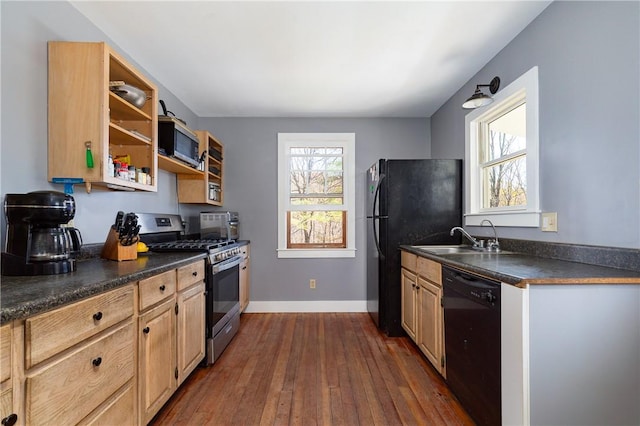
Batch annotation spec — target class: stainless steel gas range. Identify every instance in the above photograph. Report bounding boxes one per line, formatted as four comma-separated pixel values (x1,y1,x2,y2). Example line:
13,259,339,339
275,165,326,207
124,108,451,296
136,213,242,365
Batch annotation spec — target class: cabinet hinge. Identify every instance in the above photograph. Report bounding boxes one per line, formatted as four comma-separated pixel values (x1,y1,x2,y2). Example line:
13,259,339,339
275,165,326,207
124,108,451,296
175,367,179,380
440,297,444,307
441,356,445,368
175,302,179,315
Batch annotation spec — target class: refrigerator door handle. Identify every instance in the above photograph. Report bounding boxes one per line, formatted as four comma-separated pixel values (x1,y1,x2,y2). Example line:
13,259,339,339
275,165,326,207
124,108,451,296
373,174,385,259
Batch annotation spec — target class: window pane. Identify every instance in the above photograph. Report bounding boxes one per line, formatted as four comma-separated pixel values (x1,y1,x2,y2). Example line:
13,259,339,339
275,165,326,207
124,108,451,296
290,197,343,205
288,211,346,248
487,103,526,161
482,156,527,208
289,171,343,195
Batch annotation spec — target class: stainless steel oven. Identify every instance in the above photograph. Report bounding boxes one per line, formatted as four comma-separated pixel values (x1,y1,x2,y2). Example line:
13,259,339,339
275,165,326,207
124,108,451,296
206,252,242,365
136,212,243,366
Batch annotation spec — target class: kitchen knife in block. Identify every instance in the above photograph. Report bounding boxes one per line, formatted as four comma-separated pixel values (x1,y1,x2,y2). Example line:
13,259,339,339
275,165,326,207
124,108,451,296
101,227,137,261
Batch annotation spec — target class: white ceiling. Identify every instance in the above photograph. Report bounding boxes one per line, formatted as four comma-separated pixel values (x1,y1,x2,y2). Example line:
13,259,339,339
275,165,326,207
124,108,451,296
70,1,551,118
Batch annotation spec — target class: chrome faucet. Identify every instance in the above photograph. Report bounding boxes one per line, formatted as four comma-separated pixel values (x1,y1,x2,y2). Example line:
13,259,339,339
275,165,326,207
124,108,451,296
480,219,500,251
450,226,481,248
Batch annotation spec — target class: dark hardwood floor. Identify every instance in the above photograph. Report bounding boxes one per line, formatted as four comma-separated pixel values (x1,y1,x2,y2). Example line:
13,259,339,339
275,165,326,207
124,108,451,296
150,313,474,425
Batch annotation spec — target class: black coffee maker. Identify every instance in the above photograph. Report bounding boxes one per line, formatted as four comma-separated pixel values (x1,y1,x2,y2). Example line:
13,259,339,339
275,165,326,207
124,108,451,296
2,191,82,276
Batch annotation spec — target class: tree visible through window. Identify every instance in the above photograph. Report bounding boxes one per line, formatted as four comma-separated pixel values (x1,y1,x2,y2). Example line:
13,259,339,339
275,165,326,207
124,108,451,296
287,147,346,248
277,133,355,258
482,103,527,209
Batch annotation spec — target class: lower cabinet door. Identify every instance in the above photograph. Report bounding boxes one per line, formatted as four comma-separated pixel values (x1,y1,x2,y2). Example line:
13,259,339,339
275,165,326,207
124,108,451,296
0,388,14,426
401,268,418,340
417,277,443,374
25,322,134,425
139,299,176,425
177,283,205,385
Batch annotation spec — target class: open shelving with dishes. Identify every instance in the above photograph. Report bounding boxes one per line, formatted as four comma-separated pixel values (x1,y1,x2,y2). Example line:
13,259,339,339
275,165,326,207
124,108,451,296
48,41,158,193
177,130,224,206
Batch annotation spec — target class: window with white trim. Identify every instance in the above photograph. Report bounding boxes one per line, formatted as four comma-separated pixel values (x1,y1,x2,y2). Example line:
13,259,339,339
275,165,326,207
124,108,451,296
465,66,540,227
277,133,356,258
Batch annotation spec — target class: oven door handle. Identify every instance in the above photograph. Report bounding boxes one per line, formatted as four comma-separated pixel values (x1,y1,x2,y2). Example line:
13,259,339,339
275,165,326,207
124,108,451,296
212,255,243,273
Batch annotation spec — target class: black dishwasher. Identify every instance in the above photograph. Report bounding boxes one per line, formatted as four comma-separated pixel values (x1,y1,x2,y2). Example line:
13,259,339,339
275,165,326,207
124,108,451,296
443,266,501,426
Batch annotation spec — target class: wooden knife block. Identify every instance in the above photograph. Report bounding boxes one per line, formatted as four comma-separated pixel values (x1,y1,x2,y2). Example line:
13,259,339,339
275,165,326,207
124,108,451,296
101,227,137,261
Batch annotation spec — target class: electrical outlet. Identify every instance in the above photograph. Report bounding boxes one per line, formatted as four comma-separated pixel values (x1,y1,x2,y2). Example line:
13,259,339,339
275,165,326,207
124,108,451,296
541,212,558,232
309,279,316,289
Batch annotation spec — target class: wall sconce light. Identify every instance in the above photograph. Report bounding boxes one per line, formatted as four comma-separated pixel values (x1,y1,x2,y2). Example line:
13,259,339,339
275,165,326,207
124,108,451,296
462,76,501,109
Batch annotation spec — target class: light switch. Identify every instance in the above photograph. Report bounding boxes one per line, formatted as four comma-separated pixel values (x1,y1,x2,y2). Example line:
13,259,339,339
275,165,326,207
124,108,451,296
541,212,558,232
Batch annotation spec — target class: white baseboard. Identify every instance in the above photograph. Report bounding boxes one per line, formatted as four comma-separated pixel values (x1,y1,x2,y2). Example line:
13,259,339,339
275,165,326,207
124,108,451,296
244,300,367,313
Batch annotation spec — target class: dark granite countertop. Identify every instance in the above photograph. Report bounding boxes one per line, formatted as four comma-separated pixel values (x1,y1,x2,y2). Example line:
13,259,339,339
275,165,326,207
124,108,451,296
0,252,207,324
400,245,640,287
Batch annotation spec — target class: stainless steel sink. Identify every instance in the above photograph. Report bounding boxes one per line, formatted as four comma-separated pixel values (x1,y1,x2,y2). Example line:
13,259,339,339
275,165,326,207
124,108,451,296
411,245,511,255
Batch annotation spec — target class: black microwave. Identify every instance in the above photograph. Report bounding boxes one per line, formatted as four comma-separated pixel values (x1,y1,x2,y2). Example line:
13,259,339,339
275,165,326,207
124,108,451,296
158,116,200,168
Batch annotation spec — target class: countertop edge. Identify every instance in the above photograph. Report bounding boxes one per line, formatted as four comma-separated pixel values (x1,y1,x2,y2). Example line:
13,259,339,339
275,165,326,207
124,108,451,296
400,245,640,287
0,252,207,324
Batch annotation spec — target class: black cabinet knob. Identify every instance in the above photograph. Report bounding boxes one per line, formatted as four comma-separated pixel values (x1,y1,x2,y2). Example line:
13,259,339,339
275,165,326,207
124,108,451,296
92,357,102,367
93,311,103,321
159,285,166,291
143,327,150,334
2,414,18,426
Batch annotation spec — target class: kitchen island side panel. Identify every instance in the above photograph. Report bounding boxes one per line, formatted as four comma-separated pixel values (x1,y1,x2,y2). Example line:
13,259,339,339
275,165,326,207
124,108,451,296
528,284,640,426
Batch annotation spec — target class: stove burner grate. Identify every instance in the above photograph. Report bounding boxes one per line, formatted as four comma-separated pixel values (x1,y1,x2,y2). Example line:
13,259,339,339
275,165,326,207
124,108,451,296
146,239,236,253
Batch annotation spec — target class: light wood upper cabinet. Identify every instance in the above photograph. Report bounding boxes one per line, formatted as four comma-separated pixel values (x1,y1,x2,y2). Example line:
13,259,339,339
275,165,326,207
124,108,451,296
177,130,224,205
48,41,158,193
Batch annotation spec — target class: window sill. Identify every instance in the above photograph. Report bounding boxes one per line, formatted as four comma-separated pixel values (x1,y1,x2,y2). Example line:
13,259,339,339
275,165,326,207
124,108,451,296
277,248,356,258
464,211,540,228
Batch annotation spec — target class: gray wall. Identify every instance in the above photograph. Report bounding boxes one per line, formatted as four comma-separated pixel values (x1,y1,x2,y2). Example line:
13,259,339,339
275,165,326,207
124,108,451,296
431,1,640,249
0,1,203,244
195,118,430,301
0,1,432,304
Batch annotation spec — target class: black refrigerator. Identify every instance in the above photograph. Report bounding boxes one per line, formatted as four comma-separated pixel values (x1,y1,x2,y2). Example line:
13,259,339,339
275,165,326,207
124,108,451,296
366,159,462,336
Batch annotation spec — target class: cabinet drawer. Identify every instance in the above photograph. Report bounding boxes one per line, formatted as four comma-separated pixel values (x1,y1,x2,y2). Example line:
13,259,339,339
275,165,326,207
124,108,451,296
25,322,135,425
25,285,134,368
80,382,135,426
417,257,441,285
139,269,176,311
401,250,417,272
177,261,205,291
0,324,10,383
0,388,12,425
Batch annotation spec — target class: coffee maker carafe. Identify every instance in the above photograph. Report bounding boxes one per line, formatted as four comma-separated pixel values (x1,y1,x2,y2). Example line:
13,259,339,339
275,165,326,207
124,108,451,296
2,191,82,276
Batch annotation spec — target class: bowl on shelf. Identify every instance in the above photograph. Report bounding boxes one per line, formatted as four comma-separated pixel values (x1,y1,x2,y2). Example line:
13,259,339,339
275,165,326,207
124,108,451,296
110,83,147,108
